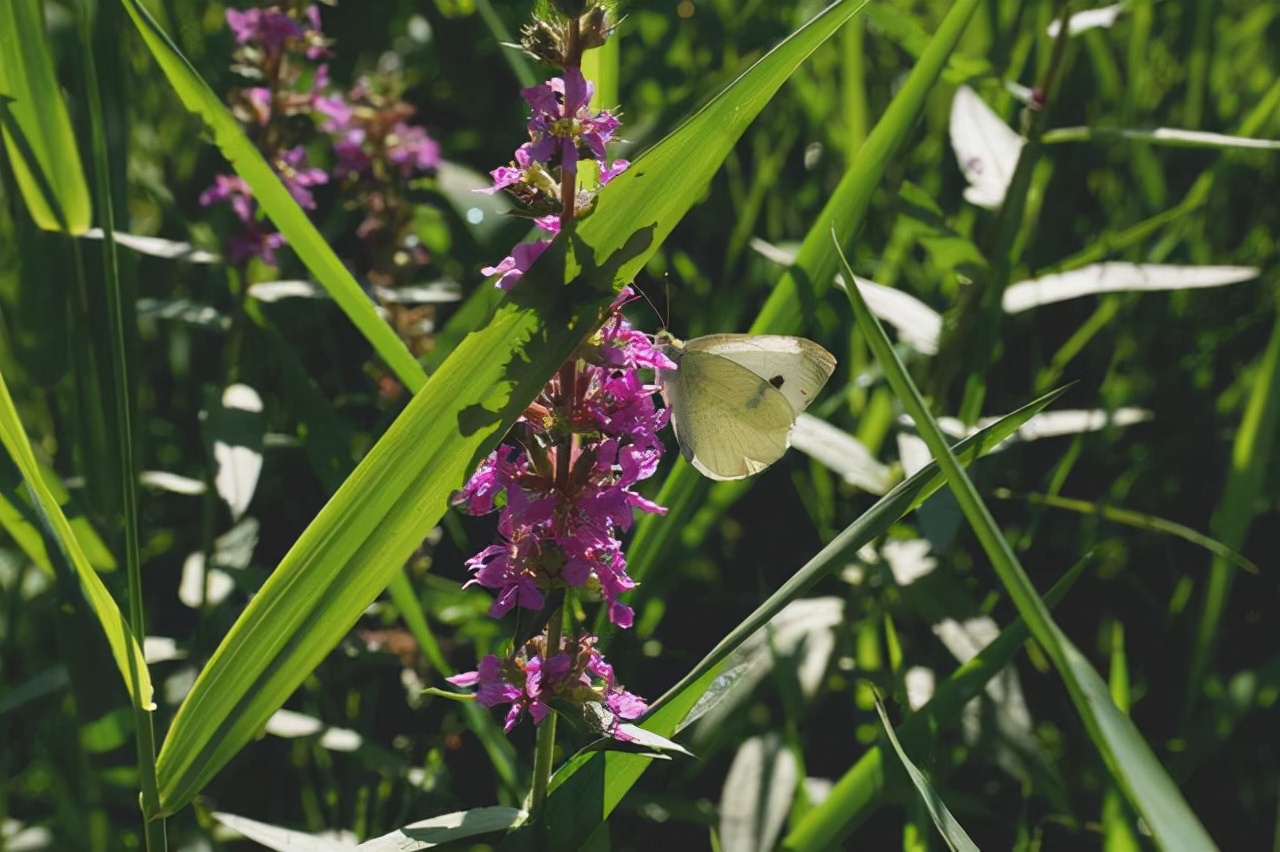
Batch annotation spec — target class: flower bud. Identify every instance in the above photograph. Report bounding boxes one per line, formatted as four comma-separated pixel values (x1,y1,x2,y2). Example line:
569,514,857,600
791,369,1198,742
578,5,612,51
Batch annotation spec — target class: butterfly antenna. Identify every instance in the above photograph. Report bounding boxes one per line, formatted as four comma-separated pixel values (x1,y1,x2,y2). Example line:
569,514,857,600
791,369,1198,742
628,282,668,332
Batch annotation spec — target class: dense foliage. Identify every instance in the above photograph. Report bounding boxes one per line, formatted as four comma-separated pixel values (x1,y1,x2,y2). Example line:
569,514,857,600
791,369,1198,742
0,1,1277,849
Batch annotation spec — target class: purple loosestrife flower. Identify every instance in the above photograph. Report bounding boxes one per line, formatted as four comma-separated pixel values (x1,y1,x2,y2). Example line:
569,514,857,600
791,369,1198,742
386,122,442,176
447,634,648,736
480,239,553,292
522,68,618,177
206,5,337,267
199,175,288,266
453,292,672,632
453,10,657,744
477,69,628,289
227,5,329,59
275,146,329,210
225,7,301,47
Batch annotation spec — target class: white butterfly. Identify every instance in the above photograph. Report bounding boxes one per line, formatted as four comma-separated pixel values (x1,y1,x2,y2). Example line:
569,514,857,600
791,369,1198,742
656,332,837,481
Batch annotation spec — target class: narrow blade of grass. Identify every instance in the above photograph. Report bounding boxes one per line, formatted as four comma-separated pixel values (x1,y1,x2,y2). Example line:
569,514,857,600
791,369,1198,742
874,695,980,852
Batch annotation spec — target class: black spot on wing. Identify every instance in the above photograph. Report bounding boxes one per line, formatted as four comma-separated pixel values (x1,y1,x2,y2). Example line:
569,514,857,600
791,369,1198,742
770,374,785,388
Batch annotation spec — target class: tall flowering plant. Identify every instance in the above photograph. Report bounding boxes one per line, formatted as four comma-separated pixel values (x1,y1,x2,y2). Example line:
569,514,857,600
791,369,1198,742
201,1,444,356
447,2,666,759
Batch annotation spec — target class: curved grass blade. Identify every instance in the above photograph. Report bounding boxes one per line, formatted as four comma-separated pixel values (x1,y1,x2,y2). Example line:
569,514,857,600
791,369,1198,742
0,457,116,574
78,2,164,834
1186,309,1280,714
783,557,1087,848
1102,622,1143,852
621,0,981,616
996,489,1259,574
541,389,1064,849
0,372,152,712
874,695,980,852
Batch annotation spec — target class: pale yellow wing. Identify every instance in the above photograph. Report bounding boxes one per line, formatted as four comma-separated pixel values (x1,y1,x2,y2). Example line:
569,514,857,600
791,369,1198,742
683,334,836,415
660,346,799,481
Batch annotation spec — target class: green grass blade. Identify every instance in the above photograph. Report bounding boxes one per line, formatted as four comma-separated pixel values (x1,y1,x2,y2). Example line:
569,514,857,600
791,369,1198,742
0,0,91,233
78,1,163,834
1102,622,1142,852
0,371,153,712
0,457,116,575
117,0,426,391
152,0,868,816
874,696,980,852
835,238,1217,849
1186,309,1280,712
997,489,1260,574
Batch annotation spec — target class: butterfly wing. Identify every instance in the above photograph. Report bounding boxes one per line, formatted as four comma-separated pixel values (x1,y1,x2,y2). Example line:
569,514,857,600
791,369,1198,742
684,334,836,415
660,347,799,481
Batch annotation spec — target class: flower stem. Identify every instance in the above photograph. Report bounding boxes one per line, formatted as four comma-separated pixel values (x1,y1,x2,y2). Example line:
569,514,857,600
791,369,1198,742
558,15,581,219
555,361,576,487
530,606,564,826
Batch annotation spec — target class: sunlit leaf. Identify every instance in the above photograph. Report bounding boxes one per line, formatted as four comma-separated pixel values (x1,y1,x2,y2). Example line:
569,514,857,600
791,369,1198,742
1004,262,1259,312
719,734,798,852
949,85,1024,210
790,414,894,494
0,371,152,710
0,0,91,232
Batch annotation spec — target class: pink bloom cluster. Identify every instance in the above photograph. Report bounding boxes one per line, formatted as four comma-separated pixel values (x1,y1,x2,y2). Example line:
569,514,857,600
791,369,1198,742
226,5,328,58
449,290,672,738
201,3,440,275
318,79,442,182
199,146,327,265
479,67,629,290
453,294,673,629
448,635,647,738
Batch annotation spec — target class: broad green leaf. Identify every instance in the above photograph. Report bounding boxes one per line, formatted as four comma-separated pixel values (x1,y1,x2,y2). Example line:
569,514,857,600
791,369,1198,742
0,371,152,712
0,0,91,233
152,0,869,817
118,0,426,391
836,238,1216,849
